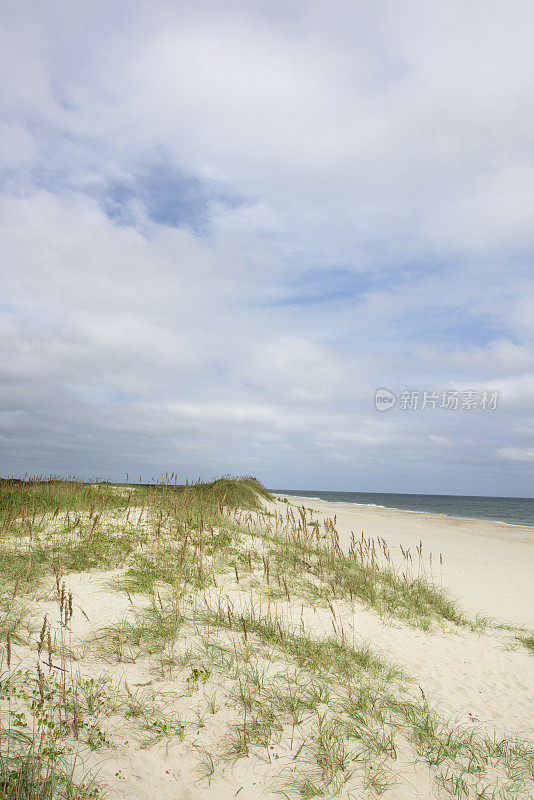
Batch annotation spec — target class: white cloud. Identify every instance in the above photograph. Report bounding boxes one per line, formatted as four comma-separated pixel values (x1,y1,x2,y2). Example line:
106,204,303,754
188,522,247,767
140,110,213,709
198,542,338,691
499,448,534,463
3,2,534,252
0,122,37,169
449,374,534,412
415,341,534,375
1,1,534,493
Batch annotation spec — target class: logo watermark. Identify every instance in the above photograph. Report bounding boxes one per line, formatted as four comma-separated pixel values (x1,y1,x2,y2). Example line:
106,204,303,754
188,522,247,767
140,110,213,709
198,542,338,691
374,388,397,412
374,388,499,412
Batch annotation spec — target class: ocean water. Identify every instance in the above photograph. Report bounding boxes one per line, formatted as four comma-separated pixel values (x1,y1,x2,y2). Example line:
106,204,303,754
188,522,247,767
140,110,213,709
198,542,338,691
269,489,534,527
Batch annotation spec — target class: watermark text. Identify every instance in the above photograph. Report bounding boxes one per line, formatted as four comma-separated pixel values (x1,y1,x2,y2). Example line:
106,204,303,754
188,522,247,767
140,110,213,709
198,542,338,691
374,388,499,412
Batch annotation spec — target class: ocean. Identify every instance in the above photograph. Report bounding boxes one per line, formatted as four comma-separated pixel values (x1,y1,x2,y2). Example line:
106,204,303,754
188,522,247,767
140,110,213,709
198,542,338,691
269,490,534,527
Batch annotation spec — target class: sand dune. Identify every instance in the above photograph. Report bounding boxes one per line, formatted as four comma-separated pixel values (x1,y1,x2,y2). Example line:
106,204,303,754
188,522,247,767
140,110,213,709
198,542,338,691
2,485,533,800
279,496,534,628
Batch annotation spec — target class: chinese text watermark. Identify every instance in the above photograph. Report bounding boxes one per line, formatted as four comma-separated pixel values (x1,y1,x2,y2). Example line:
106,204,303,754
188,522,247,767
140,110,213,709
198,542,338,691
374,388,499,412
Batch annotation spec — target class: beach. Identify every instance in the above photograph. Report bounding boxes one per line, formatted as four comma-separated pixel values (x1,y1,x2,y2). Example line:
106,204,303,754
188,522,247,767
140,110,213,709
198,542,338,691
278,495,534,628
2,479,533,800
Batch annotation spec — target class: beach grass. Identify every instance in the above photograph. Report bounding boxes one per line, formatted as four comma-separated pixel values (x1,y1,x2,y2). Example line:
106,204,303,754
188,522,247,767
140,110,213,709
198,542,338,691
0,475,532,800
517,634,534,655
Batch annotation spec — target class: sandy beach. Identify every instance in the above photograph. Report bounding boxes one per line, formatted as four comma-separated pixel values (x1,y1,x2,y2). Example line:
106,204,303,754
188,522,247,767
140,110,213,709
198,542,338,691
2,480,533,800
279,495,534,629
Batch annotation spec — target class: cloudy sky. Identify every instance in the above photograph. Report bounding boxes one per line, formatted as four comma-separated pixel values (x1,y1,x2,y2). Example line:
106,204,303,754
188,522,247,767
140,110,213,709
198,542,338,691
1,1,534,495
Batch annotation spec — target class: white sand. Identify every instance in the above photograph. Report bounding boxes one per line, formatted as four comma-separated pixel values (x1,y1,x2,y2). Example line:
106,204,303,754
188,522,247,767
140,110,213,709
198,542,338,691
271,497,534,742
5,500,534,800
279,495,534,628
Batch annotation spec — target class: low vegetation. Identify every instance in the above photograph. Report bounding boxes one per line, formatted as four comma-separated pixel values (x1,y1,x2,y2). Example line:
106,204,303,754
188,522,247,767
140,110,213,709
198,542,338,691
0,475,532,799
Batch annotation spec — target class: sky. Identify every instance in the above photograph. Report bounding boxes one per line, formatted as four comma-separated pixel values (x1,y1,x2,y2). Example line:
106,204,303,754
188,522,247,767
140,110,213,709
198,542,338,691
1,0,534,495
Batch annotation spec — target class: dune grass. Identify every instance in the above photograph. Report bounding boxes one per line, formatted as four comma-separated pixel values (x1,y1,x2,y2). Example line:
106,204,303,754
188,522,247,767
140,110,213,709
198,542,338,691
517,634,534,655
187,601,533,798
0,475,532,800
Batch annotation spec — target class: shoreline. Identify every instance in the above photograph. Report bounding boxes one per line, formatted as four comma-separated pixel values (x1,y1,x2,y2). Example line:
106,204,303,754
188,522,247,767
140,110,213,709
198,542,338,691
3,479,533,799
272,492,534,529
275,494,534,628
